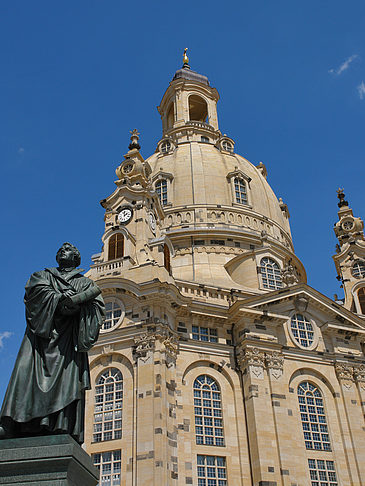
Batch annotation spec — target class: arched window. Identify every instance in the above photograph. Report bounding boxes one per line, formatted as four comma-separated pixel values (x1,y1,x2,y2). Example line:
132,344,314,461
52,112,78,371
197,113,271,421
189,95,208,123
290,314,314,348
108,234,124,260
166,103,174,130
352,261,365,278
260,257,282,289
297,382,331,451
201,136,209,143
103,299,124,331
194,375,224,446
234,177,247,204
93,368,123,442
161,140,171,154
164,243,171,273
358,288,365,314
156,179,168,206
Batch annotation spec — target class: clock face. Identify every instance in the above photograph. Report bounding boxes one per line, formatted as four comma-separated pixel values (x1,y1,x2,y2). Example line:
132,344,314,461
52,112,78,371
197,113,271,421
123,163,133,174
149,212,156,233
342,220,354,231
118,208,133,224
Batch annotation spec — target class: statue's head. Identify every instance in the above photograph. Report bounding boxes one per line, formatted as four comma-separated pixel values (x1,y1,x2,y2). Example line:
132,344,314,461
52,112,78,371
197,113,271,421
56,242,81,268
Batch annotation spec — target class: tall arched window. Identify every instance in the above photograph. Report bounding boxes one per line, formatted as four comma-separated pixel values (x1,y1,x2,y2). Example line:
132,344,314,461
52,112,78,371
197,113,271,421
260,257,282,290
234,177,247,204
156,179,168,206
358,288,365,314
297,382,331,451
189,95,208,123
166,103,174,130
194,375,224,446
108,234,124,260
93,368,123,442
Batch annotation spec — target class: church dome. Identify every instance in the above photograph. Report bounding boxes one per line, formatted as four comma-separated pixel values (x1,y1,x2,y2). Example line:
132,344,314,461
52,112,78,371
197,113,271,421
147,143,292,246
147,60,305,290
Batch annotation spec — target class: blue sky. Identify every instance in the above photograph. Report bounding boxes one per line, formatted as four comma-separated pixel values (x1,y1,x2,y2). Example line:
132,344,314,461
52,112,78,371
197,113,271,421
1,0,365,400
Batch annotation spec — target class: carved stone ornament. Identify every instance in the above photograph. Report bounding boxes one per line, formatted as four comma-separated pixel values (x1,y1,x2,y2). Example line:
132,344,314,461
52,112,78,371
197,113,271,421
133,333,156,362
162,336,179,367
353,365,365,389
133,323,179,366
265,351,284,379
102,344,114,355
155,324,179,367
237,347,265,379
281,260,299,287
335,362,354,389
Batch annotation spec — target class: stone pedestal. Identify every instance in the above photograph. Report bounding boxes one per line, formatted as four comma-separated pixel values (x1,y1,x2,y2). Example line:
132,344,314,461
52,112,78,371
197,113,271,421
0,435,99,485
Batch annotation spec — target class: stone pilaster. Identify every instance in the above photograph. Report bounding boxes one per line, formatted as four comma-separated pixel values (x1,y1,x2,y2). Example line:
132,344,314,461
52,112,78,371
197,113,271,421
237,345,283,486
334,361,364,485
133,323,179,486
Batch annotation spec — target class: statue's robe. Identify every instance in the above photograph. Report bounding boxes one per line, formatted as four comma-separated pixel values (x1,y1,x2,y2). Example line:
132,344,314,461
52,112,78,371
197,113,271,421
0,267,104,443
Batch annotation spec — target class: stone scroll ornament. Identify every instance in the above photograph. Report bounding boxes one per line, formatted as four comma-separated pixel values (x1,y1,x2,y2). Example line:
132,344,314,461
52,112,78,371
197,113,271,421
0,243,105,444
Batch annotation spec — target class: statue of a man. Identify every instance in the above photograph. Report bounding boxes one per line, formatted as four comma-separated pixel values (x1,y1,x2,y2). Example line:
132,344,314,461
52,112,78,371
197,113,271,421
0,243,105,444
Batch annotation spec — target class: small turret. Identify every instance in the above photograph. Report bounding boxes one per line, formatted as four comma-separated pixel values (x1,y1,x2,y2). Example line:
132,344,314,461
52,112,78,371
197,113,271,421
333,189,365,315
115,130,152,188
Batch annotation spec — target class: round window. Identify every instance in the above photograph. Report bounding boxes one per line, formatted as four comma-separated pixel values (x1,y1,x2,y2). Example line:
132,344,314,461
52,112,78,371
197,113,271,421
222,141,233,152
352,261,365,279
289,313,317,349
161,141,171,154
102,298,125,332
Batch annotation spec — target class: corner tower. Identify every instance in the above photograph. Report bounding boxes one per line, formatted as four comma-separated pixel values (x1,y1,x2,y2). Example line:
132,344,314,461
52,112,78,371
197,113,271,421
333,189,365,315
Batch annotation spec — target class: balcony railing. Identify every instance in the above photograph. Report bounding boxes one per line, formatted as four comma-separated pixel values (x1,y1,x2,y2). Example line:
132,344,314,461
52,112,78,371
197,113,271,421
185,121,215,132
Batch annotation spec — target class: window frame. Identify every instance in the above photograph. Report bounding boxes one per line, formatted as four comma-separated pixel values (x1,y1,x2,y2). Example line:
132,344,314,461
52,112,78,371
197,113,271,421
192,325,218,343
193,375,225,447
101,297,125,333
352,260,365,279
259,256,283,290
234,177,248,205
155,179,168,206
93,368,123,443
152,171,174,207
288,312,319,351
92,449,122,486
108,233,124,261
226,169,251,207
297,381,331,452
196,455,227,486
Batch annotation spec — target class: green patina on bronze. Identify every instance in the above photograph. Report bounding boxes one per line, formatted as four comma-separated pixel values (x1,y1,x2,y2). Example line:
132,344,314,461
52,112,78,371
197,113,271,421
0,243,105,444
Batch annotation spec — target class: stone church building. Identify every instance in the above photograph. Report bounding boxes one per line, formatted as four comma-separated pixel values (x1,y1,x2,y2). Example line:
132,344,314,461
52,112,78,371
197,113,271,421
84,56,365,486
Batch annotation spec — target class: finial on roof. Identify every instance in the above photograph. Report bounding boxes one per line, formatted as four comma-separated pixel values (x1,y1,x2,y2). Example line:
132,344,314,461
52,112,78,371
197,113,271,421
183,48,190,69
337,188,349,208
129,129,140,150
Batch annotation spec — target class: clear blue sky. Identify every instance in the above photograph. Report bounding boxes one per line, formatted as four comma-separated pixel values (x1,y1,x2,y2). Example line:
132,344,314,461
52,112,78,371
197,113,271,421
1,1,364,400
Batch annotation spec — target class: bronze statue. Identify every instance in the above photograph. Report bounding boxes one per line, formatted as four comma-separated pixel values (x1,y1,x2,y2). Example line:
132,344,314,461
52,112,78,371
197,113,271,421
0,243,105,444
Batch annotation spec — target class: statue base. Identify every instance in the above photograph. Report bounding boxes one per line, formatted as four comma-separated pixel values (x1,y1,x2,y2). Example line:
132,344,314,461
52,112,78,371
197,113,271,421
0,434,99,485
